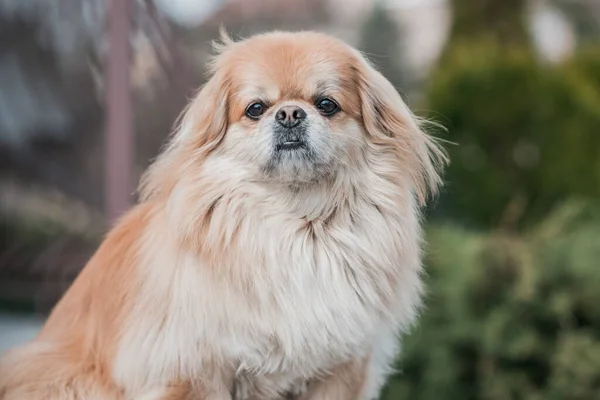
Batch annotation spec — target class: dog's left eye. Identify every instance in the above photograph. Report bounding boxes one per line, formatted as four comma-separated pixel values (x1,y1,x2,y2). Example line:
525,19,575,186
315,98,340,116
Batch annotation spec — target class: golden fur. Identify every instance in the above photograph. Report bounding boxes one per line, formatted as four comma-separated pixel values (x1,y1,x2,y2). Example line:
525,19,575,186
0,31,445,400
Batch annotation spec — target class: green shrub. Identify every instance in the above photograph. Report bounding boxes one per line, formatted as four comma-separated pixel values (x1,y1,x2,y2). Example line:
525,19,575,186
382,201,600,399
426,42,600,227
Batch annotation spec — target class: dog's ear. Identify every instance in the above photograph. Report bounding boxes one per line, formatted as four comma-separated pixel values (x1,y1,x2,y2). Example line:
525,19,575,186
140,31,238,201
176,69,230,151
355,54,446,205
171,27,236,153
139,67,231,201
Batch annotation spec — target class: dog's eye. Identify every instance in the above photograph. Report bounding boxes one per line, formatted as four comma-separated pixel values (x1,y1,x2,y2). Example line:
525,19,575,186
315,98,340,116
245,102,267,119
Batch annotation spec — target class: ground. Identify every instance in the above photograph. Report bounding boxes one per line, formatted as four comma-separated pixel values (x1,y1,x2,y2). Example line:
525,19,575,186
0,312,43,354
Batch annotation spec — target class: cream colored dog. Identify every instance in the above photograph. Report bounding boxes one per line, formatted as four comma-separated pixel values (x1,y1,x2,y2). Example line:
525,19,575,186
0,31,445,400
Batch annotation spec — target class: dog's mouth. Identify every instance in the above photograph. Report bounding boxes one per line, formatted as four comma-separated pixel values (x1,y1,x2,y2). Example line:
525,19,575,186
273,126,309,152
263,136,332,184
276,139,306,151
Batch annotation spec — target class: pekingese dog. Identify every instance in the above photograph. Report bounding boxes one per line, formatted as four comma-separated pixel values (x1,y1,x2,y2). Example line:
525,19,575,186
0,31,445,400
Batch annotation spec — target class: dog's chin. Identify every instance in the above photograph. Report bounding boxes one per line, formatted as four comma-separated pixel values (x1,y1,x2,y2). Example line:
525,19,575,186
260,144,334,186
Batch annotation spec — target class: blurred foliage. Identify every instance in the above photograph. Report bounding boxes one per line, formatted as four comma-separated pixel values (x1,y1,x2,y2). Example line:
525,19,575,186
447,0,530,50
426,41,600,227
381,200,600,400
0,206,99,313
428,0,600,229
359,3,407,91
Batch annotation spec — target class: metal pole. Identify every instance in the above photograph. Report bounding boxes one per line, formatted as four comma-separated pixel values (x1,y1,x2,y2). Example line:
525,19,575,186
105,0,134,223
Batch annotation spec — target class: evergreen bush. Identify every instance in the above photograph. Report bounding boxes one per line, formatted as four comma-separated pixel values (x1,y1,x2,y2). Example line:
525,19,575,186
382,201,600,399
426,42,600,227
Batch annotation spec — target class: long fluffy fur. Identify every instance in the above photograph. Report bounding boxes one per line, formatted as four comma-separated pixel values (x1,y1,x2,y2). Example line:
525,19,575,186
0,31,445,400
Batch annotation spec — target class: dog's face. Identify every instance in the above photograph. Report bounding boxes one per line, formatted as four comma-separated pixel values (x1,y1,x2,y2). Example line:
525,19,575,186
219,34,365,184
143,31,443,204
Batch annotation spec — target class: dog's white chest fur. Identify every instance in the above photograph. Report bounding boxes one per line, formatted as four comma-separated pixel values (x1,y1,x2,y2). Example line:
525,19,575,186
113,179,423,397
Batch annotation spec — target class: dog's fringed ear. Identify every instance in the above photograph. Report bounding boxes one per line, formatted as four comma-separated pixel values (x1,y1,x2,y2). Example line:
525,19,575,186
177,68,230,149
356,54,447,205
175,27,234,151
139,65,231,201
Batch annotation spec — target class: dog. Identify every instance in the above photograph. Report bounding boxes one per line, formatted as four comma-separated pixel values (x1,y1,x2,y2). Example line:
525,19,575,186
0,31,445,400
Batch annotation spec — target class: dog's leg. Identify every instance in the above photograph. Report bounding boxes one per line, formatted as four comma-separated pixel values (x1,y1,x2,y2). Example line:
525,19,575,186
0,342,123,400
0,345,232,400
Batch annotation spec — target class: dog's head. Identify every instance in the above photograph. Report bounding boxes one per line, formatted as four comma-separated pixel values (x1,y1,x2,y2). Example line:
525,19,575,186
142,31,445,205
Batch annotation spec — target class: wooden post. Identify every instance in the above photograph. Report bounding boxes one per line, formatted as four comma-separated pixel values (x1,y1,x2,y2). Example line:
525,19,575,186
105,0,134,223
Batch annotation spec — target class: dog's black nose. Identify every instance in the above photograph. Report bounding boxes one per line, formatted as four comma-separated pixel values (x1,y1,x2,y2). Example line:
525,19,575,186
275,106,307,128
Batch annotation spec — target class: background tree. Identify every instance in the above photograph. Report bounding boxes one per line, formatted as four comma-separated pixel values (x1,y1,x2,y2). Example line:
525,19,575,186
359,2,408,92
446,0,531,51
383,201,600,400
426,0,600,228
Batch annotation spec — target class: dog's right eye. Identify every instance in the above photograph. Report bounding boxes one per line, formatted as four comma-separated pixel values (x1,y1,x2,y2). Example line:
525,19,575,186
245,102,267,119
